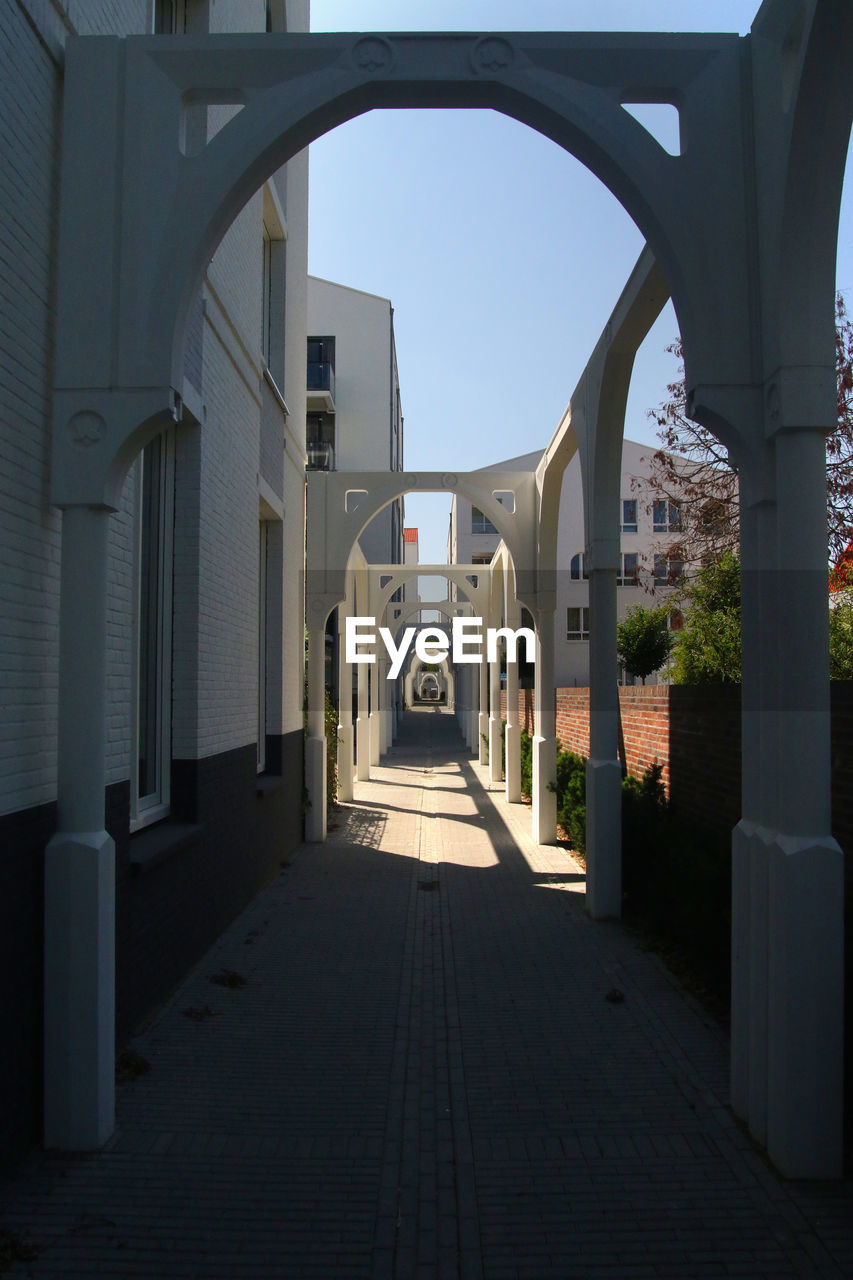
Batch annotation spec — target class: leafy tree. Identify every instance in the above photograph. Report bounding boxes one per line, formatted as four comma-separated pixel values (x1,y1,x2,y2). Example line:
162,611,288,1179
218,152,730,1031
617,603,674,683
638,294,853,568
670,552,741,684
829,594,853,679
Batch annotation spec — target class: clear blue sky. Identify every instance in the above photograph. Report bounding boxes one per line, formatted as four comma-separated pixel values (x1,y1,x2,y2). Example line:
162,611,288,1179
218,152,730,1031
309,1,853,570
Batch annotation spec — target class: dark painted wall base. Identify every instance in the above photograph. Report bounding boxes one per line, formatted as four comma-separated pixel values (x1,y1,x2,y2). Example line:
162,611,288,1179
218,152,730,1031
0,730,303,1176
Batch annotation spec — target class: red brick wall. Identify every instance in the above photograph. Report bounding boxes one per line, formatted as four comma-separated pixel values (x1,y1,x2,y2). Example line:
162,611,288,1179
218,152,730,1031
616,687,671,790
500,682,853,858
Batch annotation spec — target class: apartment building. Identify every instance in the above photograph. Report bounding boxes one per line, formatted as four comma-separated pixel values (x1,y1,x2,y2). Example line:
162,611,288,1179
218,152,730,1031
0,0,310,1172
447,439,685,686
306,276,404,568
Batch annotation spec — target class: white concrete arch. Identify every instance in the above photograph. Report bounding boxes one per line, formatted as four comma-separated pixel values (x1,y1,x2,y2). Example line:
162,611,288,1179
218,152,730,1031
404,655,455,711
44,5,852,1176
53,29,773,510
306,472,537,622
367,567,488,762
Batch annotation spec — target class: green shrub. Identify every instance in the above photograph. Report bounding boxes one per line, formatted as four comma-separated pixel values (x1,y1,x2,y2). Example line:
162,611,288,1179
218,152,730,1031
555,749,587,852
519,729,533,799
325,689,338,809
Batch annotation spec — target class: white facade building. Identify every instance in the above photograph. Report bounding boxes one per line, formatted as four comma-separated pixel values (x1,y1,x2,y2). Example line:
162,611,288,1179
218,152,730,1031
0,0,310,1172
307,276,404,568
447,439,685,686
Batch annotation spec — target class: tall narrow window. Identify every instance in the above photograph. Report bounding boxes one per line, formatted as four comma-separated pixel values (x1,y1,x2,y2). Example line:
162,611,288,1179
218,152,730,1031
154,0,188,33
132,430,175,828
567,607,590,640
258,521,268,773
622,499,638,534
618,552,639,586
261,225,273,366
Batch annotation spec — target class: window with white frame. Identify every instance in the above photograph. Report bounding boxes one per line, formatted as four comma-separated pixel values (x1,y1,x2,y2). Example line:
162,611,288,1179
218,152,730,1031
567,606,590,640
622,498,638,533
132,429,175,829
570,553,589,581
617,552,639,585
654,553,684,586
653,498,682,532
471,506,497,535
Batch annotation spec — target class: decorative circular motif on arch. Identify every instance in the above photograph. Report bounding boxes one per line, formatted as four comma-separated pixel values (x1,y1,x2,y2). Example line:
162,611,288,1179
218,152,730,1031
351,36,395,75
442,472,458,489
67,410,106,449
470,36,515,75
404,473,419,488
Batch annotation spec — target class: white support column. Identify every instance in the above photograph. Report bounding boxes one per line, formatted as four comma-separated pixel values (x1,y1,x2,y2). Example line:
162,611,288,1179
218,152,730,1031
369,664,381,766
765,429,843,1179
489,643,502,783
585,563,622,919
471,666,479,753
477,650,488,765
731,484,776,1143
44,505,116,1150
305,622,327,842
382,658,393,752
532,610,557,845
356,658,370,781
505,642,521,803
337,603,354,804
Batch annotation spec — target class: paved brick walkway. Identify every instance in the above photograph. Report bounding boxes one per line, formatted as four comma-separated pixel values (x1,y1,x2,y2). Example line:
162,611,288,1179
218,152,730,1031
1,707,852,1278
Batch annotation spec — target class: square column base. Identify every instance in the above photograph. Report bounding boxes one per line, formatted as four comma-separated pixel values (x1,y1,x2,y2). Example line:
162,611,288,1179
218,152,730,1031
44,829,115,1151
369,712,381,765
505,723,521,803
585,758,622,919
488,716,503,783
532,734,557,845
766,832,844,1179
478,712,488,764
337,724,354,802
356,717,371,781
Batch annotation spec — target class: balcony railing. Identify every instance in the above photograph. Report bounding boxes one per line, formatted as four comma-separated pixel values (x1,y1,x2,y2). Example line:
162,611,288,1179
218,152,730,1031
306,439,334,471
307,360,335,398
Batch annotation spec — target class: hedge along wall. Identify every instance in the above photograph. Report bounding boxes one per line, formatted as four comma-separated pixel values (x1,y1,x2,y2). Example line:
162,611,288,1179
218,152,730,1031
500,682,853,853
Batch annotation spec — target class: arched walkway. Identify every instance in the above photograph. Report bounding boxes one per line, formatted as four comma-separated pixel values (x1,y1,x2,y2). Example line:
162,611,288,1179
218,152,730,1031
45,8,852,1176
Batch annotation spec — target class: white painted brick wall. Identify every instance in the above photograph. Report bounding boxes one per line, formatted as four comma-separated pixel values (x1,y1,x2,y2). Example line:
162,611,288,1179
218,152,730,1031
194,324,261,758
0,2,153,817
2,0,310,814
0,3,62,817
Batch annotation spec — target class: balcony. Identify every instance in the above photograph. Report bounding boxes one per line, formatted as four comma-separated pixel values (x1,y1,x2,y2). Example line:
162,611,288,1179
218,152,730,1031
306,439,334,472
306,360,335,413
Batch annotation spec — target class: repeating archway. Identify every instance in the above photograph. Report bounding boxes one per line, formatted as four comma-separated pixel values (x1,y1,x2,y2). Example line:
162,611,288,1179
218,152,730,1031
46,7,853,1178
